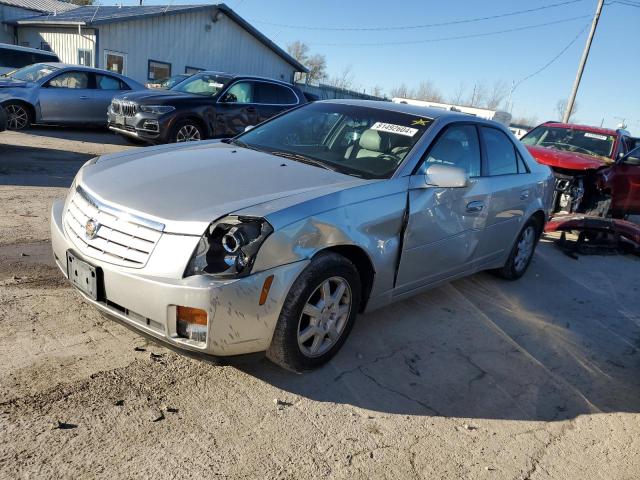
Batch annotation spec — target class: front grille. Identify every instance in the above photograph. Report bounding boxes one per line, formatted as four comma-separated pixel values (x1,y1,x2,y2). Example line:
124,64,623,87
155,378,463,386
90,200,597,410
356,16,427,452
111,99,138,117
63,186,164,268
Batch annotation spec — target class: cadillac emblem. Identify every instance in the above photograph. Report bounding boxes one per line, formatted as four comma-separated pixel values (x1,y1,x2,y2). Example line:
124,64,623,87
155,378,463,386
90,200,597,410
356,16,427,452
85,219,100,240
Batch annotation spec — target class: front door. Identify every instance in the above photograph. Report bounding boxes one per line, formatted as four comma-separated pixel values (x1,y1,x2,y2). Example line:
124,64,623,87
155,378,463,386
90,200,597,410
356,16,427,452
395,123,490,293
38,70,94,124
215,80,260,137
608,149,640,215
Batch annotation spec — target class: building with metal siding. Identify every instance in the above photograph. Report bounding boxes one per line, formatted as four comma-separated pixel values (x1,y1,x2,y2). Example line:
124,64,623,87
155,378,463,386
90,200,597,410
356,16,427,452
7,4,307,83
0,0,76,44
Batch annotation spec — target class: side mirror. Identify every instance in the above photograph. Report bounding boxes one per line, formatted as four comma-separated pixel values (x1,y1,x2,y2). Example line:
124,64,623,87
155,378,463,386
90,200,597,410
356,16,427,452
411,164,468,189
244,125,255,133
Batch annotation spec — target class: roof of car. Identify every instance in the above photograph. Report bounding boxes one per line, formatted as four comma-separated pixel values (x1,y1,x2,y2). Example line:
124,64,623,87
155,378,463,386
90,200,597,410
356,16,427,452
542,121,620,136
0,42,59,56
319,99,479,121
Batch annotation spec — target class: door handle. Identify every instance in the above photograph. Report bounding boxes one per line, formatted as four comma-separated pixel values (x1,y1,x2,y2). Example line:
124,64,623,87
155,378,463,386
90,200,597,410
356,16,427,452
244,106,257,113
80,96,90,100
520,190,530,200
466,201,484,213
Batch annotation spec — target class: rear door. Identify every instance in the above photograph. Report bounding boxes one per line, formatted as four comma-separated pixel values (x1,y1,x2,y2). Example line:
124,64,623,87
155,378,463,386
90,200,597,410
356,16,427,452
473,126,533,269
608,148,640,215
395,122,490,293
90,74,132,124
254,81,300,122
38,70,94,124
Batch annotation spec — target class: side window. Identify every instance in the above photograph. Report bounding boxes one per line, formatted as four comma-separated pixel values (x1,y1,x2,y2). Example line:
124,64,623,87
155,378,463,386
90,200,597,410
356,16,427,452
96,74,128,91
422,124,481,177
47,71,90,89
255,82,298,104
516,151,529,173
221,81,253,103
481,127,518,176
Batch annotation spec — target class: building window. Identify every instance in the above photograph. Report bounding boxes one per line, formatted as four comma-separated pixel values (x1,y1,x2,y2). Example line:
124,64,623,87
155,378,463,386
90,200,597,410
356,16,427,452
185,66,204,75
148,60,171,81
105,50,126,75
77,49,92,67
40,42,52,52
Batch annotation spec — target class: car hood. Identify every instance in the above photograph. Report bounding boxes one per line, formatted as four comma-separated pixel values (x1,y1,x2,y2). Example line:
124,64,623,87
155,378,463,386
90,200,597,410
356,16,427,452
0,78,31,88
77,142,365,235
116,89,208,104
526,145,609,170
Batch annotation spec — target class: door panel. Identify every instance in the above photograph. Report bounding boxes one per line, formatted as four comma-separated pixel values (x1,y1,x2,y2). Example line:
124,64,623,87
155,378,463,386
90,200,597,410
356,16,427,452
38,70,93,124
396,178,491,293
609,162,640,215
214,81,259,137
89,74,130,124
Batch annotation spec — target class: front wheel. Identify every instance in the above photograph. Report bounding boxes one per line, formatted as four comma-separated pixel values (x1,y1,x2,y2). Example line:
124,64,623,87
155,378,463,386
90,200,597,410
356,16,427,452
493,218,541,280
267,252,361,371
4,103,31,130
170,120,203,143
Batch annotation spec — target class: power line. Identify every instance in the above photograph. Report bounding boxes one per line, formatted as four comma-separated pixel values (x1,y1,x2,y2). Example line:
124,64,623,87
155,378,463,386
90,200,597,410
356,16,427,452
308,15,592,47
251,0,586,31
512,23,590,92
608,0,640,7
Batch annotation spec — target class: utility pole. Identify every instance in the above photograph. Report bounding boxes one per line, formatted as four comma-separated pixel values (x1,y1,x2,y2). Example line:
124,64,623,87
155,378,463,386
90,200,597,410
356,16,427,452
563,0,604,123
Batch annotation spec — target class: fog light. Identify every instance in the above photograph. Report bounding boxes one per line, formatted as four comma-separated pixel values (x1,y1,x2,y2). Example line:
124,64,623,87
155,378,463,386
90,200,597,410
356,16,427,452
176,306,207,343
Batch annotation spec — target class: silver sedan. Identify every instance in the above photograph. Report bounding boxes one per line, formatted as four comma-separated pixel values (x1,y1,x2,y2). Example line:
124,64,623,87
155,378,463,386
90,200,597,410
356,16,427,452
50,100,554,371
0,63,145,130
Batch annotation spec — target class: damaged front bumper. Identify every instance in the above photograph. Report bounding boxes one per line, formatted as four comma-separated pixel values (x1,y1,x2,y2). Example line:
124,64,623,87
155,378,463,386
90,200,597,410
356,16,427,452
50,199,308,357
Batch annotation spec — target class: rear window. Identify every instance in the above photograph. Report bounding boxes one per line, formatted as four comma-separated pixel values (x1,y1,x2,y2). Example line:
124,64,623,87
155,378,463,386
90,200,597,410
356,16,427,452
0,47,58,69
255,82,298,105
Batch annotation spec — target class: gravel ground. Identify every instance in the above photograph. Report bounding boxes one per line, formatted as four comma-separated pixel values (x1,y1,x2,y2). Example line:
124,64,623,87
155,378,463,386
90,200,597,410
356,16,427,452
1,129,639,479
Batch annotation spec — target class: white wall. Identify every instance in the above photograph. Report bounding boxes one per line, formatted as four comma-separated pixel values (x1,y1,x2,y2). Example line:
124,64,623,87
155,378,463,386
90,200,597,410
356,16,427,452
96,9,296,83
17,26,96,65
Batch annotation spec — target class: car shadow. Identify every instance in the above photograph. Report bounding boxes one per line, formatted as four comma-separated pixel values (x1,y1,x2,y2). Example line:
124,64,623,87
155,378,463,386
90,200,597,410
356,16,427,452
0,144,91,187
238,242,640,421
20,126,131,146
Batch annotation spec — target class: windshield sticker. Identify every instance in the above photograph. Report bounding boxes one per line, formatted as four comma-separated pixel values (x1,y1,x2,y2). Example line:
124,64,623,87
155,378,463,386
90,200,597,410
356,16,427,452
208,82,224,88
411,118,429,126
584,132,608,141
371,122,418,137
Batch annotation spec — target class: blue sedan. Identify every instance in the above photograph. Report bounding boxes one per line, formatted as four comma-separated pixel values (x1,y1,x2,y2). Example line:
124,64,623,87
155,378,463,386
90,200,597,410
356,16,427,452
0,63,145,130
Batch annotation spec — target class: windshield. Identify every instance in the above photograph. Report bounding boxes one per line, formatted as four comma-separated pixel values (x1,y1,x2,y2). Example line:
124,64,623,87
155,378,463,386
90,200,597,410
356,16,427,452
9,63,59,82
522,125,615,160
235,102,433,179
171,73,230,96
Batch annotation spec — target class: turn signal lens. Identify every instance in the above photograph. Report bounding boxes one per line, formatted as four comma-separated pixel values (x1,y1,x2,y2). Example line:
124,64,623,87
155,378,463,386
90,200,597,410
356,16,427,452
259,275,274,306
176,306,208,343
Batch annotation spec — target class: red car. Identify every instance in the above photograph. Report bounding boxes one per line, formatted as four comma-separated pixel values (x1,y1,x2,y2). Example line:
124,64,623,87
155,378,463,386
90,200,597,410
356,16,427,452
521,122,639,218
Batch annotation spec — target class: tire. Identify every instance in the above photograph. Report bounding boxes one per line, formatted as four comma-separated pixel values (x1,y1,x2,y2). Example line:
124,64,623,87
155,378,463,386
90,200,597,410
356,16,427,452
170,119,203,143
266,252,361,371
4,102,31,130
493,217,541,280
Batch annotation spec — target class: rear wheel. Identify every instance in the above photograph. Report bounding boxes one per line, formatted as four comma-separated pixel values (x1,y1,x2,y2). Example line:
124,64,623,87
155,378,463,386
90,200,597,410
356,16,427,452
4,102,31,130
170,120,203,143
493,217,541,280
267,252,361,371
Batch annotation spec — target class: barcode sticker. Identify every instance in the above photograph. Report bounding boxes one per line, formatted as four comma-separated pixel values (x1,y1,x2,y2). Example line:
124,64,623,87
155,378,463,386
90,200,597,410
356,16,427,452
371,122,418,137
584,132,608,141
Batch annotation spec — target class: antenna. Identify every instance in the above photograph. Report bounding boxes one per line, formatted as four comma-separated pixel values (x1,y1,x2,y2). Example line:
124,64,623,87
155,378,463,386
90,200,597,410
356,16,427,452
163,0,174,14
90,4,100,23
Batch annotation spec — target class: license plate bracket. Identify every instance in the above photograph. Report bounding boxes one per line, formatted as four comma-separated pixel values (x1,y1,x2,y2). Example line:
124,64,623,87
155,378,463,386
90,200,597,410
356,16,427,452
67,251,99,301
115,114,125,126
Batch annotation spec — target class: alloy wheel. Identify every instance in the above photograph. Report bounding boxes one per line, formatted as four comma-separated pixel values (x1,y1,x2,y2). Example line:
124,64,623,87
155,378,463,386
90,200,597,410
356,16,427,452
6,105,29,130
175,124,201,142
297,276,352,358
514,225,536,272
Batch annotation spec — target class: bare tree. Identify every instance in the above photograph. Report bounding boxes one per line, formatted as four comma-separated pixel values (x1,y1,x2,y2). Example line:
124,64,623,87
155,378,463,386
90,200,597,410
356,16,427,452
327,66,356,90
467,81,489,107
511,115,538,127
390,83,411,99
370,85,385,98
306,54,327,84
486,80,509,110
414,80,443,102
287,41,326,84
449,82,466,105
556,99,578,122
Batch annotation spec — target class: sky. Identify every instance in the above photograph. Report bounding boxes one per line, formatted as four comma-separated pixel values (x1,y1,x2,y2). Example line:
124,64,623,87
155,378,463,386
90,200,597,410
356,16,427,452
101,0,640,135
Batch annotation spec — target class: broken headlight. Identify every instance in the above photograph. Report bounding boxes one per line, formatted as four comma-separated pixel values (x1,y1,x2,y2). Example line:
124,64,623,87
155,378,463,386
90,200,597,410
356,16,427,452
184,216,273,278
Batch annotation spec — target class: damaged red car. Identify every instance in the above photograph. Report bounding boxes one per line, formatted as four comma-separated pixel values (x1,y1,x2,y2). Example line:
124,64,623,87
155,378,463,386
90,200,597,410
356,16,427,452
521,122,639,218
